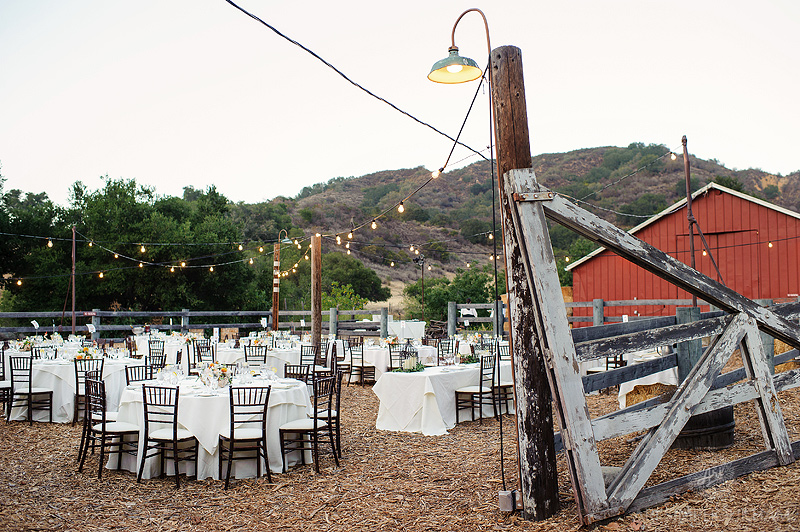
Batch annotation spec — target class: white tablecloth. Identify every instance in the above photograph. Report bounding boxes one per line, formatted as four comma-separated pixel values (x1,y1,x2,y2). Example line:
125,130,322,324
4,351,140,423
113,377,311,478
373,361,512,436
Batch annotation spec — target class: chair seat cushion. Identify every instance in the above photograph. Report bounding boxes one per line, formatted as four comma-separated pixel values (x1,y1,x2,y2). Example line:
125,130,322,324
316,409,337,419
279,418,328,431
92,420,139,433
455,385,491,394
149,427,194,441
13,387,52,395
220,427,264,440
92,411,119,422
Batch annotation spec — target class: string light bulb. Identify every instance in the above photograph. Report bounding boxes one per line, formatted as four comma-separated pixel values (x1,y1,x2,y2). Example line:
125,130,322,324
768,241,774,248
488,233,493,240
427,265,431,270
565,256,570,262
345,242,350,249
432,169,441,179
88,241,93,247
390,261,395,267
170,266,175,272
398,202,405,213
702,250,707,256
140,245,146,253
99,272,104,278
409,245,414,252
336,234,342,245
304,255,309,260
249,258,254,265
114,253,119,259
209,266,214,272
138,263,144,268
17,279,22,286
466,262,471,268
670,152,677,161
347,231,353,240
259,246,264,253
371,219,377,230
47,239,53,248
347,249,351,255
415,249,420,255
238,244,243,251
181,261,186,268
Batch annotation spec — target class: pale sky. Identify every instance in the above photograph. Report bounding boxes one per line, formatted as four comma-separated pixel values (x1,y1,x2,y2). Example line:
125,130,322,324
1,0,798,207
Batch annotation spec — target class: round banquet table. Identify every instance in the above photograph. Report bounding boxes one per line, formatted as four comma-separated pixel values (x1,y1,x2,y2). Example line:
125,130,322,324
112,376,312,478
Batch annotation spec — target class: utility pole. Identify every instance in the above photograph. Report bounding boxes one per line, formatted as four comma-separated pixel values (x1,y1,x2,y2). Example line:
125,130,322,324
492,45,559,519
682,135,697,308
310,234,322,346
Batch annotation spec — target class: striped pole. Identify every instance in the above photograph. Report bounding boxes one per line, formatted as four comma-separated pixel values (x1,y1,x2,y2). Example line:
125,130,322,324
271,243,281,331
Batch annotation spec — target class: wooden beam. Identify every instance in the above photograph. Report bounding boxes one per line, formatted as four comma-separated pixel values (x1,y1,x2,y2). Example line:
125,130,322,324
503,167,606,522
310,234,322,347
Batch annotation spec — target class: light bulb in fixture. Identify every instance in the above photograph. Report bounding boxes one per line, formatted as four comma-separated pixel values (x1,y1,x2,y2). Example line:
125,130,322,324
409,245,414,252
249,258,254,265
466,262,471,268
415,249,419,255
390,261,395,267
238,244,243,251
565,256,570,262
427,265,431,270
99,272,104,278
304,255,309,260
336,234,341,245
371,219,377,230
702,250,707,256
170,266,175,272
138,263,144,268
670,152,677,161
397,202,405,213
345,242,350,249
140,245,146,253
347,232,353,239
47,239,53,248
488,233,493,240
431,169,441,179
181,261,186,267
259,246,264,253
114,253,119,259
16,280,22,286
88,242,93,247
347,249,351,255
209,266,214,272
768,241,774,248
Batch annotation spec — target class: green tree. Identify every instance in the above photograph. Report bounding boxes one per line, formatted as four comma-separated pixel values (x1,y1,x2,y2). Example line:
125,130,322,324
713,175,745,192
616,193,667,226
403,265,495,322
322,282,368,310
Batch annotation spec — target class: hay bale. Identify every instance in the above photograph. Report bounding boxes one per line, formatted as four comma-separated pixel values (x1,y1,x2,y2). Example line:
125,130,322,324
624,383,677,407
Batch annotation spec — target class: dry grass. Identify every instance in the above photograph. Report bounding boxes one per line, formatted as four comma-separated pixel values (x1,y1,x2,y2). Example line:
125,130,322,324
1,381,799,531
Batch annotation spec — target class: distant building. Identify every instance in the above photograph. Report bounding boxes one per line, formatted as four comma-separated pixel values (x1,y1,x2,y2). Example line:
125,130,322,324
566,183,800,326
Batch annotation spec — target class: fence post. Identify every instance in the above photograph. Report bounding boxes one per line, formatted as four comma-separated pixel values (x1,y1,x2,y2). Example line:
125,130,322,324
756,299,775,374
447,301,457,337
181,309,189,333
380,307,388,338
592,299,605,326
329,307,338,338
675,306,702,381
91,309,100,342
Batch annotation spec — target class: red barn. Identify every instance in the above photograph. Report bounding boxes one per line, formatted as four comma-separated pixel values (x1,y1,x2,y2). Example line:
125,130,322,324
566,183,800,325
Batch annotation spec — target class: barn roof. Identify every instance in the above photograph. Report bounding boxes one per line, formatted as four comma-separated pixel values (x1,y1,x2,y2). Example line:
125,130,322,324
565,182,800,271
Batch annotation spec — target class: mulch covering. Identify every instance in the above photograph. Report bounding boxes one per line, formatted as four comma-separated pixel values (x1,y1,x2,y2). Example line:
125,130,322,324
1,380,798,531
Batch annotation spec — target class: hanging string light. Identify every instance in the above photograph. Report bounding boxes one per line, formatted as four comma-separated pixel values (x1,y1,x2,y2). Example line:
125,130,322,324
98,272,104,278
371,219,377,230
47,239,53,248
397,202,405,213
140,245,146,253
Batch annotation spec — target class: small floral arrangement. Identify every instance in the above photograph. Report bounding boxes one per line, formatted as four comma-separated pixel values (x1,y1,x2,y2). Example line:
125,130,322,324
50,332,63,343
200,362,232,389
386,336,399,345
460,352,479,364
20,338,33,351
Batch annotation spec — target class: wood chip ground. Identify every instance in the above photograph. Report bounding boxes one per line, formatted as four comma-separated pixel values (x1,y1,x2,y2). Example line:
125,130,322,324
1,375,798,531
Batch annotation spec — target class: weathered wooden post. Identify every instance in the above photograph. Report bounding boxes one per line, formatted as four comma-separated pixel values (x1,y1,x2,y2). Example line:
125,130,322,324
447,301,457,337
757,299,775,374
329,307,338,338
310,234,322,347
592,298,605,326
492,45,559,519
91,309,100,342
380,307,388,338
673,306,735,449
181,308,189,334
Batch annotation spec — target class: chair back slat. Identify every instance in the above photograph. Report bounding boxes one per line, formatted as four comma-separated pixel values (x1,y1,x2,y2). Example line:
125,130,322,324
244,345,268,364
142,385,180,435
284,363,310,383
229,386,271,438
125,364,155,385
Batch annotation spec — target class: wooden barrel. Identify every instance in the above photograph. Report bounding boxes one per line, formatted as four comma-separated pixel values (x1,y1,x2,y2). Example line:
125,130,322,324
672,405,735,449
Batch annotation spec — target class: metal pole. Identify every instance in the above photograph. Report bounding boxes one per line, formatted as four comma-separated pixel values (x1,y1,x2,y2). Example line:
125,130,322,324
682,135,697,308
272,243,281,330
71,225,76,335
